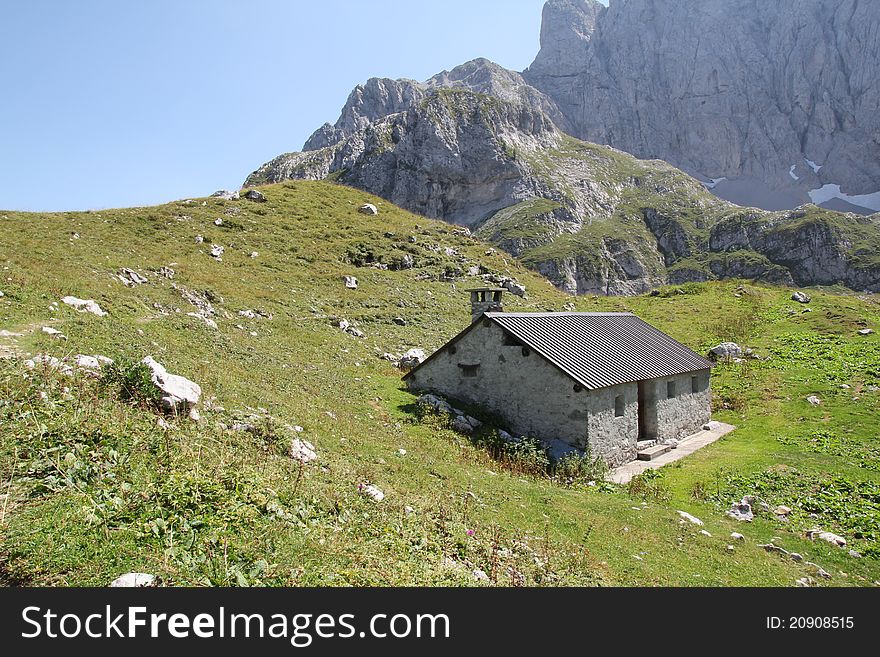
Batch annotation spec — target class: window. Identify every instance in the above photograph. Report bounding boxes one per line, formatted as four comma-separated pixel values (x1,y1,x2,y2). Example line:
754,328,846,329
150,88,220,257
692,376,699,394
666,380,676,399
459,363,480,378
614,395,625,417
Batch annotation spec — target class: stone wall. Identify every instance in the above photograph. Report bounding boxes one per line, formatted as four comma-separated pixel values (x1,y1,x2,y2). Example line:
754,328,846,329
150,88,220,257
406,319,638,465
646,370,712,442
406,319,711,465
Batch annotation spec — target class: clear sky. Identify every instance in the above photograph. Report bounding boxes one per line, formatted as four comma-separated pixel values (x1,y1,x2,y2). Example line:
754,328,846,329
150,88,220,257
0,0,596,212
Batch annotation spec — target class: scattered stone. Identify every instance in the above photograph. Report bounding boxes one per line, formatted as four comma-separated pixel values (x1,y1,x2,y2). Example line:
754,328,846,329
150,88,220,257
187,312,218,330
74,354,113,371
109,573,157,588
791,291,811,304
727,497,754,522
289,438,317,464
117,268,148,286
214,218,223,226
141,356,202,418
806,528,846,547
806,395,822,406
393,316,407,326
156,266,175,279
452,415,476,434
699,529,712,537
758,543,790,556
795,576,815,587
848,549,862,558
858,328,874,335
358,203,378,215
397,448,407,456
418,393,455,415
61,296,108,317
708,342,742,360
210,244,224,260
789,552,804,562
774,505,792,516
730,532,745,541
726,544,735,552
343,275,358,289
0,329,23,337
211,190,239,200
472,569,489,582
677,511,704,526
250,251,258,258
195,235,204,243
243,189,266,203
358,483,385,502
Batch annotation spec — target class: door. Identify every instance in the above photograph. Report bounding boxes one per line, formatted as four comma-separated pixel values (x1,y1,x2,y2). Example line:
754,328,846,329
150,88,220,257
637,381,649,441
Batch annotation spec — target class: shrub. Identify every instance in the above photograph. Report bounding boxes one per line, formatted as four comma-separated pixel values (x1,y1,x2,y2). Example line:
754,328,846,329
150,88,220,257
627,469,671,502
101,358,161,408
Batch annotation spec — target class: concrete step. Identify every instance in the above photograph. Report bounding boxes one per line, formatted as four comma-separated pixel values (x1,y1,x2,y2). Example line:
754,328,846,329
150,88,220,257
637,443,671,461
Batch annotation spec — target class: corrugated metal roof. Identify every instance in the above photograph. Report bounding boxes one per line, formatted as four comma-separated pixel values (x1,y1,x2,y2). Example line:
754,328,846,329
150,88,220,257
485,312,713,390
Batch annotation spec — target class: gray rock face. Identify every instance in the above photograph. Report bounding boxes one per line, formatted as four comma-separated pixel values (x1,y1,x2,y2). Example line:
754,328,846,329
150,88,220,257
524,0,880,214
248,87,880,295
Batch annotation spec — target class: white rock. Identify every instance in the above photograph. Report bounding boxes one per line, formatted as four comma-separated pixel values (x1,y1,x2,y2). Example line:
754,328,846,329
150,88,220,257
398,348,426,369
727,498,754,522
74,354,107,371
358,203,379,215
109,573,157,587
700,529,712,537
730,532,745,541
677,510,704,526
806,529,847,547
774,505,792,516
858,328,874,335
195,235,204,243
141,356,202,416
117,268,148,286
61,296,107,317
472,569,490,582
397,448,407,456
791,291,811,304
214,218,223,226
250,251,259,258
343,275,358,289
806,395,822,406
41,326,65,339
210,244,224,259
211,190,239,200
359,483,385,502
708,342,742,359
289,438,317,464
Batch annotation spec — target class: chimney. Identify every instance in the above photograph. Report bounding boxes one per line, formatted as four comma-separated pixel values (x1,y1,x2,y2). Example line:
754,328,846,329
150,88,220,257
468,287,504,323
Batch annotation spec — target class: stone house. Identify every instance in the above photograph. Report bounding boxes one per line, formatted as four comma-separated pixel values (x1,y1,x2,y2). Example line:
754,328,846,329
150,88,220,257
403,288,714,466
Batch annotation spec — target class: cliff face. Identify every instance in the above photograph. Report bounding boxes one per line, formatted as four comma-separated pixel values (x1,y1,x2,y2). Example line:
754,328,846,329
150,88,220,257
247,89,880,295
524,0,880,213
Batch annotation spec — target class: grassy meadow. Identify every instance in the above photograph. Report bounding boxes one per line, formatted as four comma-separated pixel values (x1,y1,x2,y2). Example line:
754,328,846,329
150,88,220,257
0,181,877,586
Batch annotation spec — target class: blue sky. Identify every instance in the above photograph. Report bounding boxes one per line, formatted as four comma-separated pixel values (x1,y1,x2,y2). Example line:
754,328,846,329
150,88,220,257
0,0,597,212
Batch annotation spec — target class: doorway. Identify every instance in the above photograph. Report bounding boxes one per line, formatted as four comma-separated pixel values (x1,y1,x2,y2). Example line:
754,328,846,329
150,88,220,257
637,381,653,441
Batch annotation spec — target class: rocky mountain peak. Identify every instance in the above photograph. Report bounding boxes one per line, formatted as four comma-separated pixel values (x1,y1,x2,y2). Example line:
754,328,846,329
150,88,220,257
527,0,604,77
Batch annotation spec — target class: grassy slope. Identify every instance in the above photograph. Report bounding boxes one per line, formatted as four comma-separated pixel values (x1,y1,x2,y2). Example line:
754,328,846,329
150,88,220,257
0,181,877,586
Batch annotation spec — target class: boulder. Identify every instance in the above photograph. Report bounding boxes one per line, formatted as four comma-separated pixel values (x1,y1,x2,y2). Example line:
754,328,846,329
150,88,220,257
677,510,704,526
398,348,426,369
452,415,475,434
730,532,745,541
211,190,239,200
358,203,379,215
418,393,454,416
806,395,822,406
358,483,385,502
141,356,202,418
708,342,742,360
61,296,108,317
41,326,66,339
343,275,358,289
117,268,148,286
210,244,224,259
504,280,527,297
858,328,874,335
393,316,407,326
806,528,846,547
289,438,317,464
727,498,754,522
791,291,811,304
244,189,266,202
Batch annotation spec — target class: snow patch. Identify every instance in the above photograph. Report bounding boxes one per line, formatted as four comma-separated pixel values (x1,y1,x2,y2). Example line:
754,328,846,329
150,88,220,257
804,158,822,174
808,184,880,212
789,165,800,181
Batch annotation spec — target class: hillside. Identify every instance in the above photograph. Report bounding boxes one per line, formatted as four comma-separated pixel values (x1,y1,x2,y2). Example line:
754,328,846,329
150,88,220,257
248,90,880,296
1,181,878,586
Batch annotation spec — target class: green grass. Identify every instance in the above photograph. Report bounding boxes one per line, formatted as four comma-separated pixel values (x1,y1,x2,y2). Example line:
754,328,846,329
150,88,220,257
0,181,878,586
